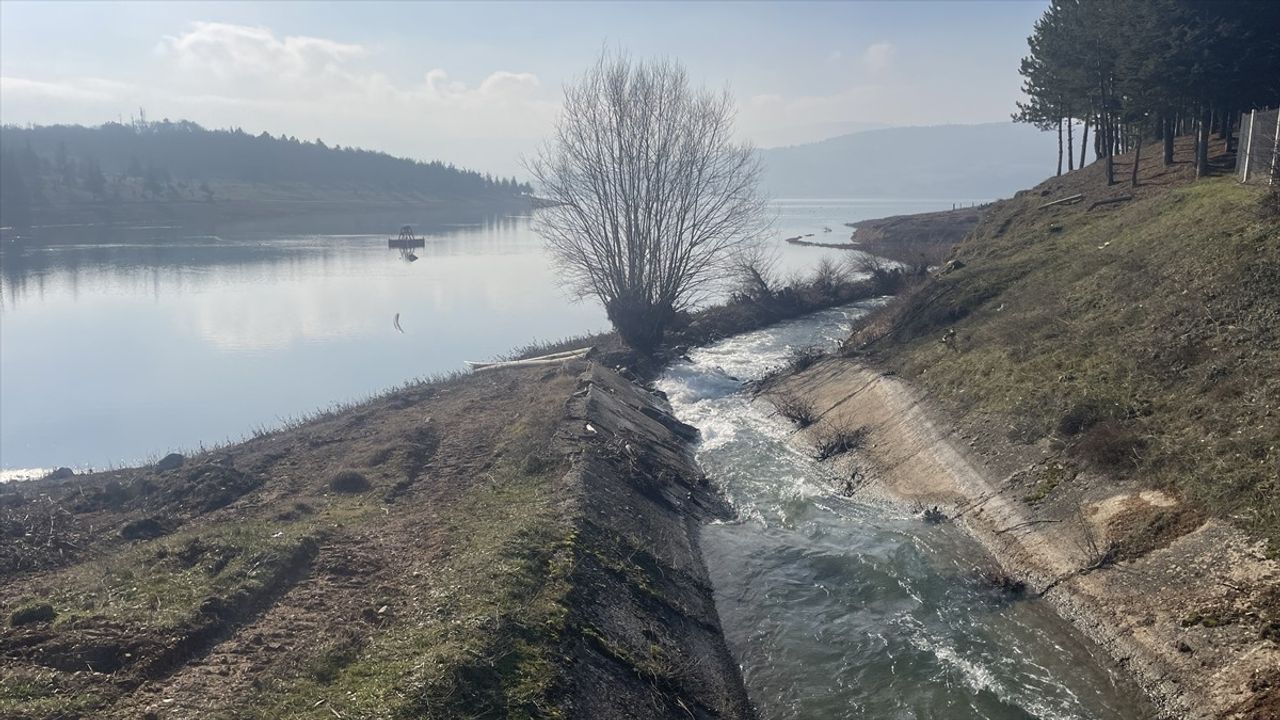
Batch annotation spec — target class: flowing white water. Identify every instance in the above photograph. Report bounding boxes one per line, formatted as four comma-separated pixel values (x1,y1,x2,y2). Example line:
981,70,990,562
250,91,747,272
656,304,1152,720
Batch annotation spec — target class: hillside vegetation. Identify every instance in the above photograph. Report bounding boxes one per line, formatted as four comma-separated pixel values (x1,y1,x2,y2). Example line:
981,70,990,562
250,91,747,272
0,120,530,229
850,137,1280,549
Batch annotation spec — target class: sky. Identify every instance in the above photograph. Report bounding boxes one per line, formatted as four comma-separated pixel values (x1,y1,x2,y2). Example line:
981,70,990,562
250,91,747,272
0,0,1049,177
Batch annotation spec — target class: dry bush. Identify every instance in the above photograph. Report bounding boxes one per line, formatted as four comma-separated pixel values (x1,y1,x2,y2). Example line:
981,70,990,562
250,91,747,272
812,421,869,461
1069,420,1146,471
810,257,847,294
329,470,371,494
1056,401,1102,437
771,392,817,427
846,253,907,295
1264,170,1280,219
730,244,780,302
786,346,826,373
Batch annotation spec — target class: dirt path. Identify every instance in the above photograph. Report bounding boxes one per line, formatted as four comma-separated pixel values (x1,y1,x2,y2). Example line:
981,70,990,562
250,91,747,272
770,358,1280,720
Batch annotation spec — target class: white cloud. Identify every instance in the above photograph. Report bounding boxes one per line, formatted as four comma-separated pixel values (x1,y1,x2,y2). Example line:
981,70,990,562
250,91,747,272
0,21,559,174
827,50,843,63
159,22,367,81
862,42,894,74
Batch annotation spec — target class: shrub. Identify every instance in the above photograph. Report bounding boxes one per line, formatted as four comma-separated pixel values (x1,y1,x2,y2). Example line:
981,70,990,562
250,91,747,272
1070,420,1146,471
847,253,907,295
786,346,826,373
329,470,371,494
10,603,56,627
810,257,847,295
1056,401,1102,436
771,392,818,427
812,422,869,461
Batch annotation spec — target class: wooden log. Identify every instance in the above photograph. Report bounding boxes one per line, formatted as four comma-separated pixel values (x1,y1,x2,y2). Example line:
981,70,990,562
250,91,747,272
1037,193,1084,209
466,347,592,371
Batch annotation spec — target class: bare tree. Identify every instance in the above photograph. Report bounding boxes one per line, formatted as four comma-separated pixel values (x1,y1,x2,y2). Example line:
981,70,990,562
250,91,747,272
528,51,767,352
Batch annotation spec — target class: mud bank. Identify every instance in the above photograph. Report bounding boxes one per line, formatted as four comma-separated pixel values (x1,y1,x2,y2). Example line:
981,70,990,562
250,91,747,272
0,361,751,719
768,358,1280,719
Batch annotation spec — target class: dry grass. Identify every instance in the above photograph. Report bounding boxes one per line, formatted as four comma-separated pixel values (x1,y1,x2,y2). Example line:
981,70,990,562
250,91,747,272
848,137,1280,550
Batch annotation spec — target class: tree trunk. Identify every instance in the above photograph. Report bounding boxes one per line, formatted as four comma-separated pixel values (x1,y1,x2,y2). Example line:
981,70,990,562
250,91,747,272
1067,116,1075,171
1104,114,1115,185
1080,118,1090,168
606,296,673,354
1056,116,1064,176
1131,133,1141,187
1163,115,1175,165
1196,105,1211,178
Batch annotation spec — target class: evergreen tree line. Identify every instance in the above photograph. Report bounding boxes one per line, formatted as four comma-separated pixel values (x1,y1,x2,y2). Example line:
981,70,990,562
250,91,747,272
0,118,532,226
1013,0,1280,185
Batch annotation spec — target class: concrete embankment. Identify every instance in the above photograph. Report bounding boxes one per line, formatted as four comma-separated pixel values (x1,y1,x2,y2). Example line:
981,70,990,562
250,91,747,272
0,361,752,719
559,364,756,718
769,358,1280,720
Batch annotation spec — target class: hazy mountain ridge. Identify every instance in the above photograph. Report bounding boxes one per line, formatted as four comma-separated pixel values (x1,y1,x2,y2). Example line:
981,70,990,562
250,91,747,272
759,122,1062,200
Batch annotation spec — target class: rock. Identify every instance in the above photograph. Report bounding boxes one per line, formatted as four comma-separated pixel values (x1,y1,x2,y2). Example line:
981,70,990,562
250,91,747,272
1176,640,1194,654
121,517,169,540
11,603,56,626
156,453,185,471
45,467,75,480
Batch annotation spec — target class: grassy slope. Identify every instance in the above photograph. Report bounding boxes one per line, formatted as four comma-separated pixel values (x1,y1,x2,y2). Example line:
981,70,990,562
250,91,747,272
0,369,580,719
853,139,1279,549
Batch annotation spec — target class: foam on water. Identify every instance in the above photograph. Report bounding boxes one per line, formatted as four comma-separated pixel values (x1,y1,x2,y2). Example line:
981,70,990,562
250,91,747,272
656,304,1153,720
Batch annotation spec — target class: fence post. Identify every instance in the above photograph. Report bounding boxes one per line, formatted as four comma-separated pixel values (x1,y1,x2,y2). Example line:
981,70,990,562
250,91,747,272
1270,109,1279,186
1242,109,1256,183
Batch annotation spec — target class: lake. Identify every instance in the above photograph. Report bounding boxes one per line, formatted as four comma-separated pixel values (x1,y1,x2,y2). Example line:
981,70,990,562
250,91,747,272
0,198,959,475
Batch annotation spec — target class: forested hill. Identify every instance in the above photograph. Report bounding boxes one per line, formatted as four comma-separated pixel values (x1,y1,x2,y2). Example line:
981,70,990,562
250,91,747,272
0,120,531,229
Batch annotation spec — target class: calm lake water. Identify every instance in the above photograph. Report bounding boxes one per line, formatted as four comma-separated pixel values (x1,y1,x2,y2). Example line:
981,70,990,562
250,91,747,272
0,198,952,473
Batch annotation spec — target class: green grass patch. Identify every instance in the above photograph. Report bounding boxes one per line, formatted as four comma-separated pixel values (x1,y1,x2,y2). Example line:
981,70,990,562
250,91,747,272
0,670,106,719
245,413,576,720
11,520,318,633
864,178,1280,548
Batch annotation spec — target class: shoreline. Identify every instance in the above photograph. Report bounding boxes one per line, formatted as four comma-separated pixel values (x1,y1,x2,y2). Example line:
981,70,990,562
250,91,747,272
768,358,1280,719
782,205,986,266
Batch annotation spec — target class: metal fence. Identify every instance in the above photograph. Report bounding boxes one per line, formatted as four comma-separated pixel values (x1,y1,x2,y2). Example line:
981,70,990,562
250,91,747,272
1237,107,1279,185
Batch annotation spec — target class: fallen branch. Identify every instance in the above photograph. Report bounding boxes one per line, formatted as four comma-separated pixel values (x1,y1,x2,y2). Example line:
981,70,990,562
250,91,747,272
467,347,592,371
1037,193,1084,209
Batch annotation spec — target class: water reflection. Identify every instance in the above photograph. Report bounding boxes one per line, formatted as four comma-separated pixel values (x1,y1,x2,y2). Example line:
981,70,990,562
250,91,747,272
0,198,955,472
0,211,605,470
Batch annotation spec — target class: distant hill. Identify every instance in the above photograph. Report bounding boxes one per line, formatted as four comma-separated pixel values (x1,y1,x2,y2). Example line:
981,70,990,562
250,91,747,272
0,120,531,230
758,122,1062,200
751,120,890,149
